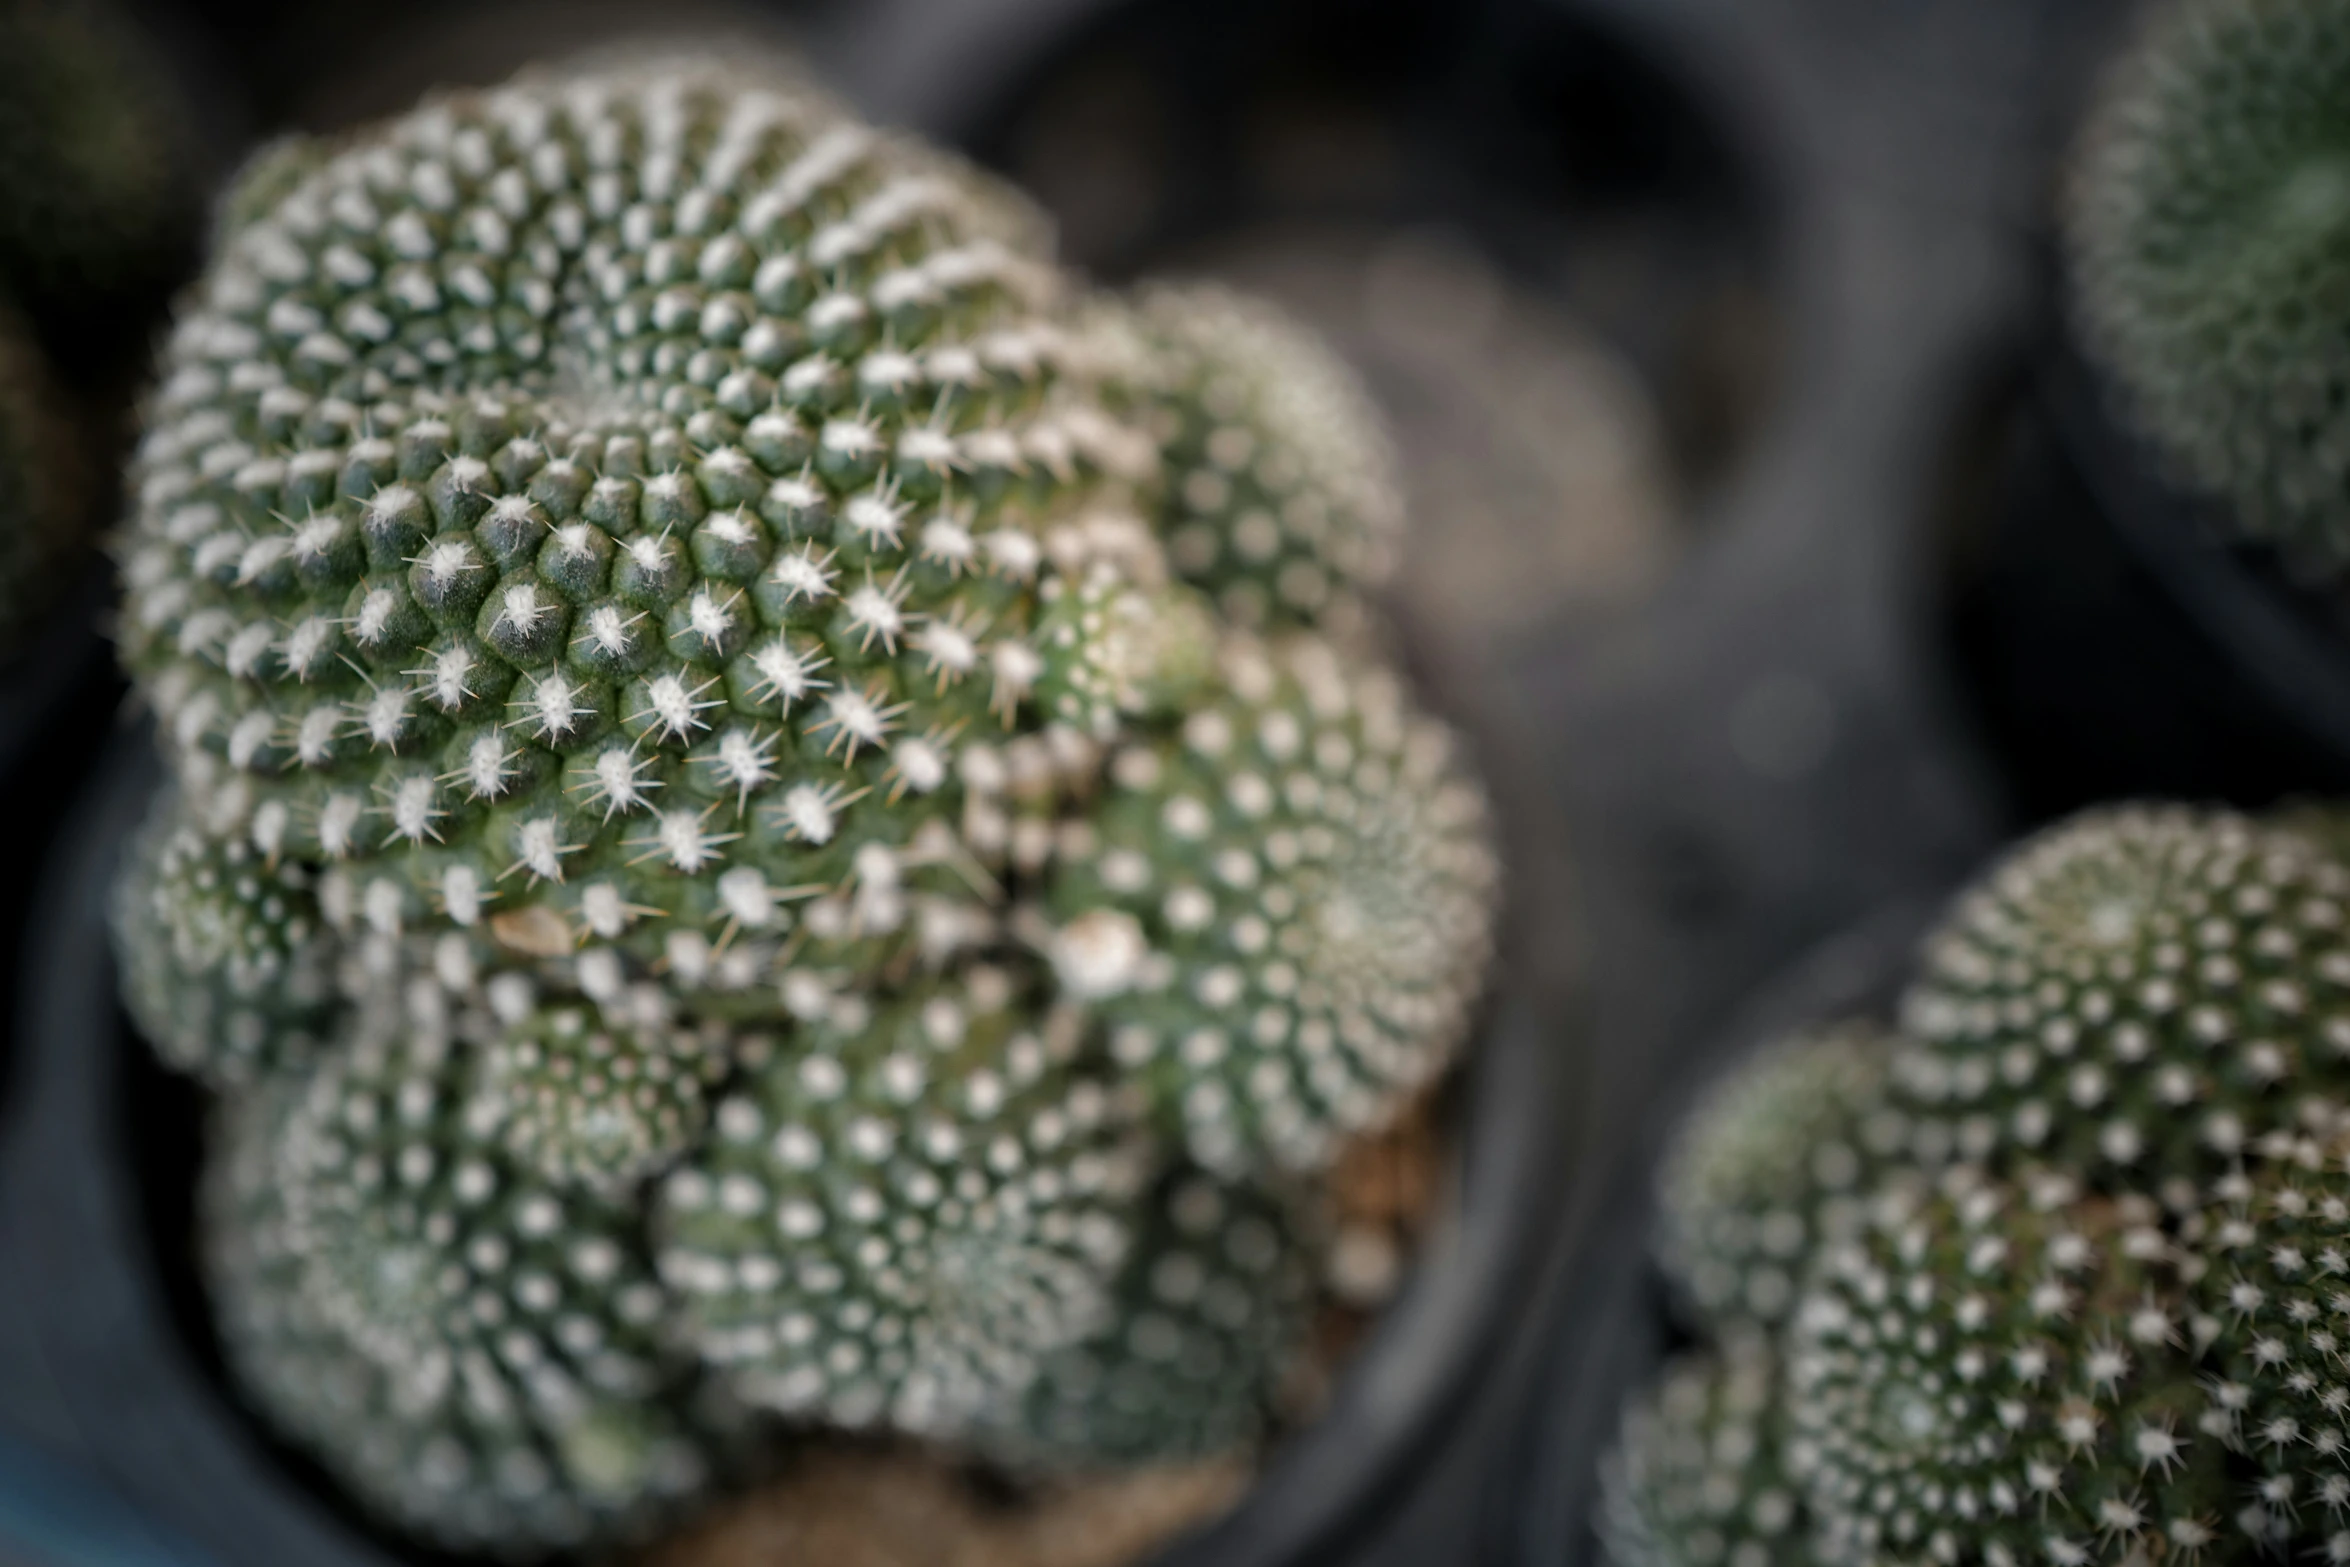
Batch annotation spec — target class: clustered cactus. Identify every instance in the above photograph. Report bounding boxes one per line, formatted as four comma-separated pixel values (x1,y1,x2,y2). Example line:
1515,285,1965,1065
2068,0,2350,563
1604,803,2350,1566
109,51,1497,1555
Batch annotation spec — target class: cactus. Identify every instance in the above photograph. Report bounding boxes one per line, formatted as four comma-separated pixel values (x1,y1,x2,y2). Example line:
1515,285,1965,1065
993,1162,1315,1468
1895,805,2350,1181
1788,1173,2235,1566
2067,0,2350,563
111,52,1495,1554
1111,284,1403,637
206,1030,717,1553
1602,802,2350,1566
1655,1021,1938,1329
1600,1334,1808,1567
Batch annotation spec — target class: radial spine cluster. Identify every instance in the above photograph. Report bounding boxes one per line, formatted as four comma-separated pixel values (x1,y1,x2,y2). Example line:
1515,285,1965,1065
110,51,1496,1556
2068,0,2350,562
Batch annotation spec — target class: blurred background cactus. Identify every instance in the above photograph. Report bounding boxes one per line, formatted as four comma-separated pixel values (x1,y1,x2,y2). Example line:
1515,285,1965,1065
105,48,1496,1556
2068,0,2350,566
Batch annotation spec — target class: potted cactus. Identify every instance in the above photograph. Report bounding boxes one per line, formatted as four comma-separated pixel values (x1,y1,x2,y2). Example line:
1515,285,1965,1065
1947,0,2350,818
0,39,1561,1567
1595,802,2350,1564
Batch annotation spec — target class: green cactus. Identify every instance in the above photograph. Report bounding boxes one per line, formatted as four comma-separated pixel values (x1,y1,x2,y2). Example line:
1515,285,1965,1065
1655,1021,1939,1329
1788,1174,2235,1566
2184,1142,2350,1550
113,795,336,1086
1046,635,1496,1175
111,51,1494,1553
994,1162,1315,1467
206,1030,716,1554
2067,0,2350,563
1110,283,1403,637
1895,805,2350,1183
1599,1333,1808,1567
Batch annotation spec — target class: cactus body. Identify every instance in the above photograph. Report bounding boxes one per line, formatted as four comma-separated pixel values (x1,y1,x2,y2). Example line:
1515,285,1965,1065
110,51,1495,1553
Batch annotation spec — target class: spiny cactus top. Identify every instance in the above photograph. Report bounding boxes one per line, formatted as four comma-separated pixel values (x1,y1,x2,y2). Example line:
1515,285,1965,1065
113,50,1496,1555
1896,805,2350,1181
2068,0,2350,563
1655,1021,1939,1329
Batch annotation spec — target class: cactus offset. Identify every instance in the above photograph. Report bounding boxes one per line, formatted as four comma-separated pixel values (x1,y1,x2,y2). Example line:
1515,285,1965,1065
1600,1334,1809,1567
111,51,1495,1554
2069,0,2350,562
1656,1021,1939,1329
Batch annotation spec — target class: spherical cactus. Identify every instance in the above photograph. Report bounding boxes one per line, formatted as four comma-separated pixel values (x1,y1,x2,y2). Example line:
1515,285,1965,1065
1895,805,2350,1183
653,969,1144,1437
1655,1021,1939,1330
1599,1333,1808,1567
2068,0,2350,563
0,0,199,317
1044,635,1496,1174
1111,283,1403,636
206,1031,715,1553
114,48,1496,1551
1787,1174,2234,1567
112,793,337,1087
994,1162,1314,1467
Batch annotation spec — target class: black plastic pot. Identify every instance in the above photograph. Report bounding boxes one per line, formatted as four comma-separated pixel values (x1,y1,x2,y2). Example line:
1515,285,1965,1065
1492,903,1932,1566
0,669,1579,1567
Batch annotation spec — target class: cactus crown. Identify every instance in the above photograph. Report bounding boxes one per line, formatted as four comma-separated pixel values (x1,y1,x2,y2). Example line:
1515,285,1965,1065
2068,0,2350,563
111,51,1495,1555
1607,804,2350,1567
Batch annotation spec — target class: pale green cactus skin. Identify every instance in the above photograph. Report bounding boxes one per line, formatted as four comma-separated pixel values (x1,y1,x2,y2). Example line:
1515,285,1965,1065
1655,1021,1940,1330
1600,1334,1809,1567
110,52,1496,1556
2069,0,2350,564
